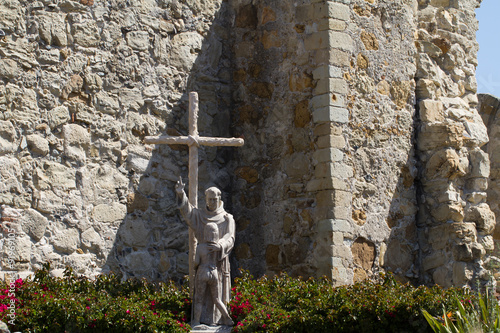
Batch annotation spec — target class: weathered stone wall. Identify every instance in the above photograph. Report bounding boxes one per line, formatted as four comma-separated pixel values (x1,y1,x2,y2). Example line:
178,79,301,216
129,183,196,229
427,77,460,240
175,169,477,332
414,0,493,288
0,0,235,281
478,93,500,286
229,0,317,278
345,0,419,284
0,0,495,289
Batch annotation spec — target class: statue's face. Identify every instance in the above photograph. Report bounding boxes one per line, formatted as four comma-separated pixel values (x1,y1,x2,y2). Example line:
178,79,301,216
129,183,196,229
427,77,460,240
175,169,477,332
205,192,220,211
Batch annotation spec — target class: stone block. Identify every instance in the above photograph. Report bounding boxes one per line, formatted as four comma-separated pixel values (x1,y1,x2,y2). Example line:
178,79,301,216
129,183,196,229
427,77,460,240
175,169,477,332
314,49,350,67
431,203,464,222
428,224,450,250
313,106,349,124
352,237,375,270
306,177,347,191
332,232,344,245
53,228,80,254
332,244,351,259
126,31,150,51
72,21,100,47
384,240,412,271
316,219,352,233
464,121,489,148
48,106,70,129
430,0,450,7
418,122,464,151
81,228,103,250
360,30,379,50
318,18,347,31
465,204,496,234
0,59,19,80
453,244,473,262
305,31,353,52
315,205,350,220
170,32,203,71
21,209,49,242
329,31,354,52
425,149,465,180
469,148,490,178
126,251,153,273
316,190,350,207
312,93,345,108
312,66,342,80
94,91,119,115
313,2,350,21
466,178,488,191
120,218,150,247
314,78,348,95
266,244,281,267
450,222,477,243
93,202,127,224
35,162,76,190
314,123,343,136
422,251,446,271
314,162,352,179
452,261,472,286
316,135,345,149
27,134,49,156
419,100,444,122
313,148,343,163
63,124,90,164
433,267,453,288
0,120,17,154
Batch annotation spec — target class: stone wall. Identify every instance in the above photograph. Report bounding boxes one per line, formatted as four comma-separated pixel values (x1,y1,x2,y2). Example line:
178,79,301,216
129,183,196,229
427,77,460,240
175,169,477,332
478,93,500,286
0,0,235,281
414,0,493,288
345,0,419,284
0,0,495,288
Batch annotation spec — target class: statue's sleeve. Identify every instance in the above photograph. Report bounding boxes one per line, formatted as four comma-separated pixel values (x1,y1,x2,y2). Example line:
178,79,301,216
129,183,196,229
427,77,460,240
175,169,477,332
219,214,235,260
177,190,195,229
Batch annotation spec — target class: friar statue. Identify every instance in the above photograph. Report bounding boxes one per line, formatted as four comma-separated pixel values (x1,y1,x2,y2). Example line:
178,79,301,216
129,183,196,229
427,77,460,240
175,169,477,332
175,177,235,326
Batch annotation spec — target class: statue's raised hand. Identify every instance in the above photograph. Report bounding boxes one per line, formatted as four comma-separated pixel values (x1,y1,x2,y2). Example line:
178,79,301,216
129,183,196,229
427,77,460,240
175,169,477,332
175,176,185,195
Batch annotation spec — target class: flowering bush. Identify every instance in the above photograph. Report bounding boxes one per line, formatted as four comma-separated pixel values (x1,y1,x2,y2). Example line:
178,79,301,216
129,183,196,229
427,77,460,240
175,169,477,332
0,264,476,333
0,263,190,332
229,270,474,333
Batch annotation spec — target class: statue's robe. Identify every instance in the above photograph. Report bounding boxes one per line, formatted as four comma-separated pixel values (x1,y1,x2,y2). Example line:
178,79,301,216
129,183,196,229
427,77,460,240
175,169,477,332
178,192,235,325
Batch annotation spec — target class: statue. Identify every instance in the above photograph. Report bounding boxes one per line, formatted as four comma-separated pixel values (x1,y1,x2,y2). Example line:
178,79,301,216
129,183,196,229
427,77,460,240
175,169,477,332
145,92,243,329
193,222,234,326
176,178,235,327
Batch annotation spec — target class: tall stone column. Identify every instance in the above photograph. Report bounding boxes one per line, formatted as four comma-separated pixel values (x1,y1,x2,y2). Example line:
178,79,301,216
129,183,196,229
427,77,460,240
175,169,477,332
415,0,494,288
297,0,354,285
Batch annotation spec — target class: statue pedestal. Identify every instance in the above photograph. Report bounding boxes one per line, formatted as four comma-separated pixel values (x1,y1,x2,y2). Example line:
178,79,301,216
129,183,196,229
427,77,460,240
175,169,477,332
191,324,232,333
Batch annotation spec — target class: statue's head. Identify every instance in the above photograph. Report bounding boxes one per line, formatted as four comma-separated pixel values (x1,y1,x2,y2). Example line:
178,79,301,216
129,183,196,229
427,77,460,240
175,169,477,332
204,222,219,243
205,187,221,212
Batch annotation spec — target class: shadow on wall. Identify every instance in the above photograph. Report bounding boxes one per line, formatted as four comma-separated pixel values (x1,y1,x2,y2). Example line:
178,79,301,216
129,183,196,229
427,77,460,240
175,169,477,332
98,1,244,282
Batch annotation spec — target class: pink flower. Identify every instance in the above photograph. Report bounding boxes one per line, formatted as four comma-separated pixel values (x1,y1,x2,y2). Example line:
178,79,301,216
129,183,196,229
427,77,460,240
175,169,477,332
126,310,130,314
86,306,90,310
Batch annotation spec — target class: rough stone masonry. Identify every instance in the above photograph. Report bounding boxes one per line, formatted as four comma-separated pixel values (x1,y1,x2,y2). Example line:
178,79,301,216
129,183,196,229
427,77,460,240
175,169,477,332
0,0,497,289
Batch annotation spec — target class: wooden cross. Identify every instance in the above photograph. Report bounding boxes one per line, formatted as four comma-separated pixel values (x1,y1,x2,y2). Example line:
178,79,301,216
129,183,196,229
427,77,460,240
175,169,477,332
144,91,244,293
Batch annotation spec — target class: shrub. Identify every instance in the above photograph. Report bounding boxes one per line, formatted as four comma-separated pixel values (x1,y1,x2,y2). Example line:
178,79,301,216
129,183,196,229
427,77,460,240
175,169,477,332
229,271,474,333
0,263,190,332
0,265,475,333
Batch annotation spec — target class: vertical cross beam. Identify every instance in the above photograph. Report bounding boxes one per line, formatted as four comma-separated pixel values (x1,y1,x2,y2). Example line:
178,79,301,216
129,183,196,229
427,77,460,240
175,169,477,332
187,92,198,295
